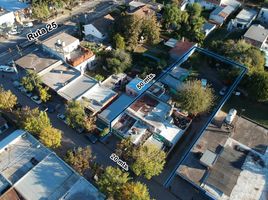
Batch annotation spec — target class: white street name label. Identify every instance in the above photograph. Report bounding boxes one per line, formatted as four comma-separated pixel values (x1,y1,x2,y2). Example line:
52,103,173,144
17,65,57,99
110,153,129,171
136,73,156,90
26,22,58,41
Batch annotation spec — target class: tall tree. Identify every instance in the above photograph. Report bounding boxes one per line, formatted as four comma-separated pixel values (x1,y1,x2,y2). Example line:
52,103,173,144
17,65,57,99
21,70,41,92
132,144,166,179
246,71,268,102
97,166,130,198
176,80,215,115
22,108,51,135
106,50,132,74
119,181,151,200
65,146,93,175
38,86,51,102
0,86,17,111
39,126,62,148
113,33,125,50
187,3,202,17
142,16,160,45
162,4,182,29
66,101,85,129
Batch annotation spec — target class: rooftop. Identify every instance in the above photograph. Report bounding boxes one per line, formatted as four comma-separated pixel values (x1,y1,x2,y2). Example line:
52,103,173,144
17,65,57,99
79,83,118,114
210,5,234,18
91,14,115,34
0,0,28,11
169,40,196,58
41,64,80,91
0,188,22,200
42,32,79,52
235,9,257,23
101,73,127,90
58,74,97,100
15,48,60,74
99,94,134,124
126,77,153,95
244,24,268,43
128,5,155,18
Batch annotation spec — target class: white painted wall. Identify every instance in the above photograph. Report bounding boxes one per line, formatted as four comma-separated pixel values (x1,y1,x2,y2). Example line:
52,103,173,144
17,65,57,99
0,12,15,26
83,24,104,40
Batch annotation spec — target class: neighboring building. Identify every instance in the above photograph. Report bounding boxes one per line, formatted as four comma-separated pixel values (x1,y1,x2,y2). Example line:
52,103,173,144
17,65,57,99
0,10,15,26
243,24,268,49
257,7,268,24
127,4,155,18
202,22,217,36
209,5,235,26
228,9,257,30
42,32,95,72
169,39,197,60
164,38,178,48
125,77,153,98
189,0,240,10
0,116,8,134
244,24,268,68
83,14,115,41
0,130,105,200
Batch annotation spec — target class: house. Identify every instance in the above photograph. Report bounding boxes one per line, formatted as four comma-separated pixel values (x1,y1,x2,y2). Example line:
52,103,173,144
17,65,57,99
257,7,268,24
244,24,268,68
83,14,115,41
0,116,8,134
188,0,240,10
228,9,257,30
0,130,105,200
209,5,235,26
244,24,268,49
42,32,95,72
125,77,153,98
0,10,15,26
169,39,197,60
127,4,155,18
202,22,217,36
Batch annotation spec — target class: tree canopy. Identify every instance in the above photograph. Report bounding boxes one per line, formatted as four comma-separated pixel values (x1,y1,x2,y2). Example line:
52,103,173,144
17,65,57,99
21,70,41,92
246,71,268,102
97,166,130,198
66,101,86,129
65,146,93,175
39,126,62,148
106,50,132,74
0,86,17,111
176,80,215,115
119,181,151,200
113,33,125,50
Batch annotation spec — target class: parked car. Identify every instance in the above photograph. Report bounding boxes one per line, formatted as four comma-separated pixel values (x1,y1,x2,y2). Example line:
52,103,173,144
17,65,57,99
31,95,42,104
225,108,237,124
57,113,68,124
8,29,19,35
219,86,228,96
0,65,14,72
85,134,98,144
23,22,33,28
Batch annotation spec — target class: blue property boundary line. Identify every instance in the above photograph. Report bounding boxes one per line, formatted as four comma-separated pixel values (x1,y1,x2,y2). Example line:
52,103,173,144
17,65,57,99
108,45,197,132
163,48,248,192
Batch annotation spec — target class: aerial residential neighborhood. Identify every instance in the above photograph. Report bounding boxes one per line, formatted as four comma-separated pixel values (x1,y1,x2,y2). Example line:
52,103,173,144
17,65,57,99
0,0,267,200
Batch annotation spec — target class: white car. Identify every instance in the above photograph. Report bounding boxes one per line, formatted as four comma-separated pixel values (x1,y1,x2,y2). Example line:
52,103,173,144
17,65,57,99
31,95,42,104
9,29,19,35
0,65,15,73
24,22,33,28
225,109,237,124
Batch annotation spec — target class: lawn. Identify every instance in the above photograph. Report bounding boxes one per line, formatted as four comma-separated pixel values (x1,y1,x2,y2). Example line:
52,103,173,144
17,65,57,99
223,95,268,128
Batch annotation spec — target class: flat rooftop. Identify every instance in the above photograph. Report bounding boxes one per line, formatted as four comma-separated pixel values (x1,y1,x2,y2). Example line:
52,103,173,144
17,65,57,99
0,174,10,196
14,153,80,200
0,130,51,184
101,73,127,90
0,0,29,11
58,74,97,100
42,32,78,52
41,64,80,91
79,83,117,113
15,48,59,73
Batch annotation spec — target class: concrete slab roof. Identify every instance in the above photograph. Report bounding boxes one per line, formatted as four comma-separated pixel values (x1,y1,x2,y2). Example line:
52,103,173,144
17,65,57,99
15,48,59,73
58,74,97,100
41,64,80,91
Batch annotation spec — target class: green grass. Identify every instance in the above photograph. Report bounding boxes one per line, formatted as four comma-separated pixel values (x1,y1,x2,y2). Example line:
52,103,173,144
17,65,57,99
223,96,268,128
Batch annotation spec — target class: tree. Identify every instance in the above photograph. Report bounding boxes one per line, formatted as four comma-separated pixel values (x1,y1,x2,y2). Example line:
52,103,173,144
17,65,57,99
187,3,202,17
119,182,151,200
22,108,51,135
106,50,132,74
246,71,268,102
32,2,50,20
39,126,62,148
142,16,160,45
176,80,215,115
131,144,166,179
95,74,105,82
0,86,17,111
210,40,265,73
100,127,109,137
97,166,130,198
113,33,125,50
38,86,51,102
163,4,182,29
66,101,85,129
21,70,41,92
116,137,135,161
65,146,93,175
83,116,96,132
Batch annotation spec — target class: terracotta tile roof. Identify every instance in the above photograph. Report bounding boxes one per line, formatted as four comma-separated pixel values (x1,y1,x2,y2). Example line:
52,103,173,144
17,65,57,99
130,5,155,18
169,40,196,58
0,188,23,200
